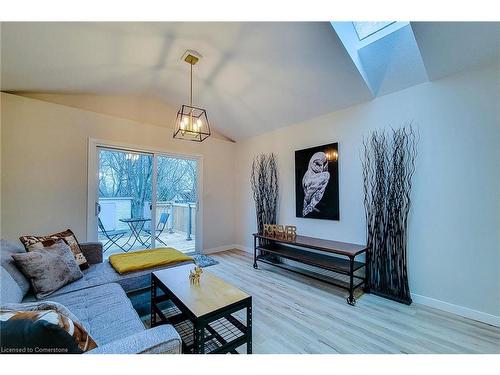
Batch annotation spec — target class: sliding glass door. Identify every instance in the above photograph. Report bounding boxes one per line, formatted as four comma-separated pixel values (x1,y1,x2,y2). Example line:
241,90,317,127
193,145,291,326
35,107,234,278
155,155,197,254
91,144,199,258
97,148,154,256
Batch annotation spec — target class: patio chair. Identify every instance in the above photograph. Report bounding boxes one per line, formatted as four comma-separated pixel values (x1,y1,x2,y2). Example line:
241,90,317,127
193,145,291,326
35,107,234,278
98,217,128,253
146,212,170,247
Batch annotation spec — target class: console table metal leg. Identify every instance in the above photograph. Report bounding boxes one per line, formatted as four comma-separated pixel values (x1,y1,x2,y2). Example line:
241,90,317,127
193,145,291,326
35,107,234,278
247,301,253,354
347,257,356,306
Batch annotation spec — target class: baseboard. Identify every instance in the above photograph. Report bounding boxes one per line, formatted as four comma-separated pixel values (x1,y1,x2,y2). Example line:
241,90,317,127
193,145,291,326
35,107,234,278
203,244,253,254
233,244,253,253
203,244,241,254
411,293,500,327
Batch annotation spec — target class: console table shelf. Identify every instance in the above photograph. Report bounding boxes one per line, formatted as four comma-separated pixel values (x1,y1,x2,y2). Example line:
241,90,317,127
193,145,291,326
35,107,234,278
257,243,365,274
253,233,369,305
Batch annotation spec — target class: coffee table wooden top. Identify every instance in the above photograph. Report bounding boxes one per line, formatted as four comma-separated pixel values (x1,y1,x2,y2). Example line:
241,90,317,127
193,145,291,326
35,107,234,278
153,264,250,318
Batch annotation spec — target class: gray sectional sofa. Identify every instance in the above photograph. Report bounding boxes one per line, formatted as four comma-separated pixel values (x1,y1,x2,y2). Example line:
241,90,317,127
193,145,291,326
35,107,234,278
0,239,193,354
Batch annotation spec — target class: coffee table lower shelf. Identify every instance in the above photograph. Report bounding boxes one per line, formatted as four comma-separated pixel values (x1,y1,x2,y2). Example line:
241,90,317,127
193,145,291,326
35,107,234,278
150,275,252,354
152,303,247,354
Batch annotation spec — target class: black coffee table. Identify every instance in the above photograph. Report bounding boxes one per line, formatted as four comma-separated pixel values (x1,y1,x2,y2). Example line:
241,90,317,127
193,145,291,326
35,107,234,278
151,264,252,354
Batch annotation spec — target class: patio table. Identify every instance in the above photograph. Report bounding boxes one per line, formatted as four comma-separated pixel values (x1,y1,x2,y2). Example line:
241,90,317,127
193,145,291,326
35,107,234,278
119,217,151,251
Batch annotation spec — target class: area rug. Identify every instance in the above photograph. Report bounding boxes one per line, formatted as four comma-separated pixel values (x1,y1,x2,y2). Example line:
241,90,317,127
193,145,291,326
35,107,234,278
192,254,219,267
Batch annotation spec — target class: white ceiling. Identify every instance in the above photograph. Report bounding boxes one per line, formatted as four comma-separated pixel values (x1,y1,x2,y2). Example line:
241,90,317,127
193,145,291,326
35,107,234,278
411,22,500,81
0,22,372,140
1,22,498,140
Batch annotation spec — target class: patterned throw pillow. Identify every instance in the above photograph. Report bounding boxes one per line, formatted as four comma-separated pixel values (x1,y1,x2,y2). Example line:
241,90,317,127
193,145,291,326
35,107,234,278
12,240,83,299
0,308,97,352
19,229,89,270
0,300,85,329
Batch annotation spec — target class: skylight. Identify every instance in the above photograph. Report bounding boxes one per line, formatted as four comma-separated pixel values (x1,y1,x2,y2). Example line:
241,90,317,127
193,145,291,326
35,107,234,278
353,22,395,40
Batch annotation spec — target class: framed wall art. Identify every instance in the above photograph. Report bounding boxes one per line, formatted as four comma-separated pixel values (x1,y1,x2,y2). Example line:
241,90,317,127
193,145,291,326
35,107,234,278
295,143,339,220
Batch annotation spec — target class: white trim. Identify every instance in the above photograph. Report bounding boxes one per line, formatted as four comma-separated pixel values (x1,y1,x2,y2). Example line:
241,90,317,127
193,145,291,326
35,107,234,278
411,293,500,327
151,154,158,249
88,137,204,160
202,244,252,254
203,244,240,254
233,244,253,253
86,137,204,254
87,139,98,241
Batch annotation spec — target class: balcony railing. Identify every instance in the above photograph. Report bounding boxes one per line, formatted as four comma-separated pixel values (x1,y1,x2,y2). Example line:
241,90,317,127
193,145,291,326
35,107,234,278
99,198,196,240
153,201,196,240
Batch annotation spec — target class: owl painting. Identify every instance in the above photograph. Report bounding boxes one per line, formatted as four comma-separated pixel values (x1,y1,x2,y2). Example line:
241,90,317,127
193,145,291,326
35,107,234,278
295,143,339,220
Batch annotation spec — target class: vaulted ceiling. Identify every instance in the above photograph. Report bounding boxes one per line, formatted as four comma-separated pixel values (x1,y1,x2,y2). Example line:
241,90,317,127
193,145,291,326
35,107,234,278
1,22,498,140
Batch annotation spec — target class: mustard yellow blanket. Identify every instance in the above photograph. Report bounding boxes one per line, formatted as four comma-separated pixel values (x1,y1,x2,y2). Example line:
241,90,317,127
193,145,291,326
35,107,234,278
109,247,193,274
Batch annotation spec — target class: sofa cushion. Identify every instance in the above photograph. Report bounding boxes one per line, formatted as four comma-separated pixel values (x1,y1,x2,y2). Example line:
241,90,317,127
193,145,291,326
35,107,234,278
12,240,83,299
0,240,31,296
19,229,89,270
1,266,24,304
47,283,145,346
86,325,181,354
24,259,193,300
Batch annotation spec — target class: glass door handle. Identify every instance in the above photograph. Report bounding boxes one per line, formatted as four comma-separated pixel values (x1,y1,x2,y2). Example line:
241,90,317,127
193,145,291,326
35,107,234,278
95,202,101,216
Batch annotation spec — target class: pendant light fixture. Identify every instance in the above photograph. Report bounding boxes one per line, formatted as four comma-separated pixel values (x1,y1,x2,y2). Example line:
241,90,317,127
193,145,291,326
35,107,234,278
173,50,211,142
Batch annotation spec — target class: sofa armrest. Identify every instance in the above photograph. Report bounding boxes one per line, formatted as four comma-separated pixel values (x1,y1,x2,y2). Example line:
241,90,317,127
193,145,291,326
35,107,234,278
79,242,103,265
85,325,181,354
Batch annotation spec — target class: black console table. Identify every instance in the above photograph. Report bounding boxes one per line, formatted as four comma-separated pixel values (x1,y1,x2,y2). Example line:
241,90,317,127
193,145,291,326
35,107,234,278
253,233,368,305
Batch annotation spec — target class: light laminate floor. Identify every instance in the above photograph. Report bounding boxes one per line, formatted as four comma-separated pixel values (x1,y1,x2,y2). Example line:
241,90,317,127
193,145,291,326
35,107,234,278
208,249,500,354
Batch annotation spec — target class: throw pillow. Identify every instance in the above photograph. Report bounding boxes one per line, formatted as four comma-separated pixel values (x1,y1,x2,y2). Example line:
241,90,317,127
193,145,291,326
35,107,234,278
19,229,89,270
0,308,97,353
0,301,84,330
12,240,83,299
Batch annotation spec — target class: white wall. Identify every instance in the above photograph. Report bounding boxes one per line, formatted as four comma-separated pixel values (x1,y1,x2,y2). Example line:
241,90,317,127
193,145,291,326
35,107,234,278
234,65,500,320
1,65,499,323
13,93,234,141
0,93,236,252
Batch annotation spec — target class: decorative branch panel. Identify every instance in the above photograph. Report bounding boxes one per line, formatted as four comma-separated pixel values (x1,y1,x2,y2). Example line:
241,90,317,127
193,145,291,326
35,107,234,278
362,125,417,304
251,153,279,252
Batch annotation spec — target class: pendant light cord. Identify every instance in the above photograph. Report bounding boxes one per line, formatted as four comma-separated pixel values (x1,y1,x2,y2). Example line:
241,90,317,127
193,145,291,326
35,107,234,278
190,63,193,107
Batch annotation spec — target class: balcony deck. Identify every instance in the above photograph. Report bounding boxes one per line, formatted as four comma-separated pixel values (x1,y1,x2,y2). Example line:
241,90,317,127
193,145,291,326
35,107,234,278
100,231,196,259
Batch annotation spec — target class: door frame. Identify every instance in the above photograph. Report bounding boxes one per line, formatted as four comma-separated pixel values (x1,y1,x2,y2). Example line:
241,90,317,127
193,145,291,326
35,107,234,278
87,137,204,254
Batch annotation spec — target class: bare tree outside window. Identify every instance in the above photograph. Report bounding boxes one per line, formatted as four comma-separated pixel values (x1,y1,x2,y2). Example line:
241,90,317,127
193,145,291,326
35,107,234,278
99,150,197,218
157,157,197,203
